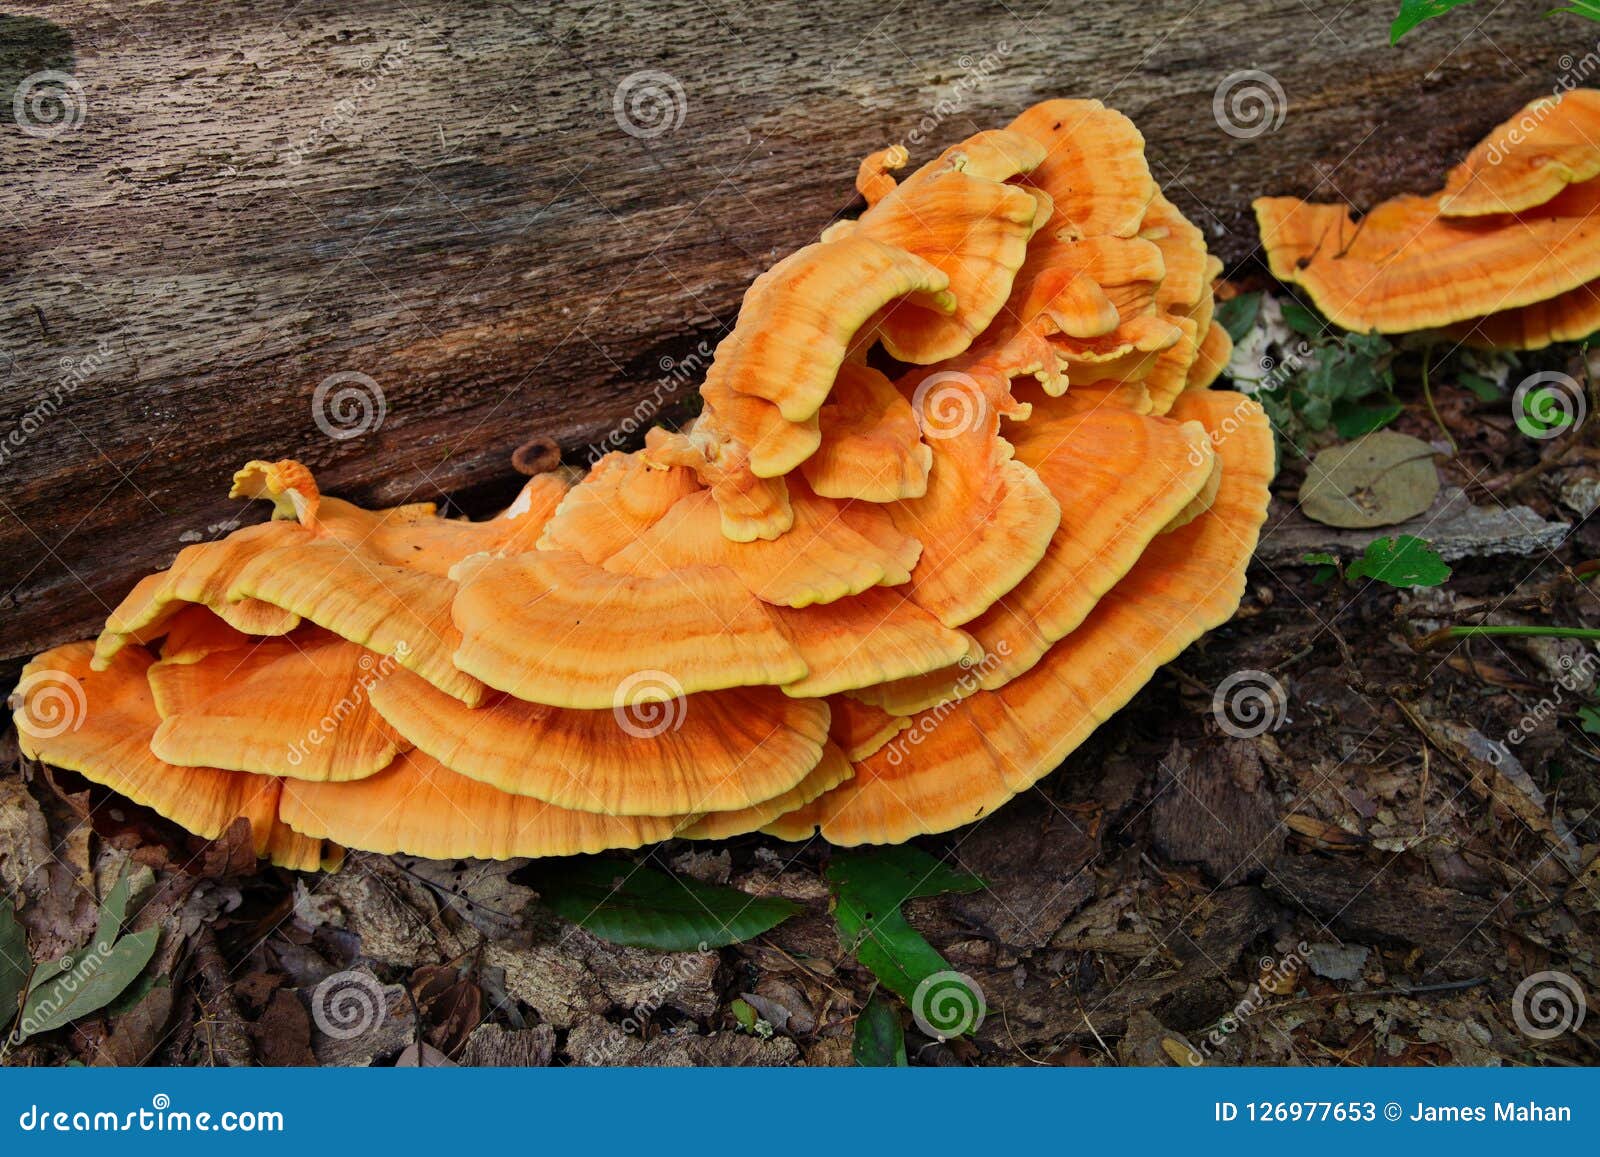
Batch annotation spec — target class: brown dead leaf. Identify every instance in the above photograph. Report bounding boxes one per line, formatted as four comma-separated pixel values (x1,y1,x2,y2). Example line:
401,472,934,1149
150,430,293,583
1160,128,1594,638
1284,813,1367,851
250,987,315,1067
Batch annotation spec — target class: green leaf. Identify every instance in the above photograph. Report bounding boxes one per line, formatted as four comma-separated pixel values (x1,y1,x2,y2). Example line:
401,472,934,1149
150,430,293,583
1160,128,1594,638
18,927,160,1039
96,865,143,937
730,998,759,1031
1299,430,1440,529
1280,300,1324,338
1346,535,1452,588
1300,551,1340,585
1578,704,1600,735
1216,292,1261,343
852,992,908,1066
1551,2,1600,24
1331,400,1403,438
1391,0,1479,42
519,858,800,950
1289,331,1395,433
1458,372,1502,402
826,846,983,1003
0,901,27,1032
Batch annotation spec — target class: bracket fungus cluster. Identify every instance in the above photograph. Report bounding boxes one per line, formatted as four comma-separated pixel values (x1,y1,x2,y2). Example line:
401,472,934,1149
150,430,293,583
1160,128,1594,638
1255,88,1600,349
12,99,1274,867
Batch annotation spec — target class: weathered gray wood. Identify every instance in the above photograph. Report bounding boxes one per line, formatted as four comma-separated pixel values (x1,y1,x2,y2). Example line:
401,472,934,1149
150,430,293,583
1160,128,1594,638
0,0,1582,662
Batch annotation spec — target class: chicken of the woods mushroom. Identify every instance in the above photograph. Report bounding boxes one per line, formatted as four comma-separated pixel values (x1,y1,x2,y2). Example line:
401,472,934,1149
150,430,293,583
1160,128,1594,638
12,98,1275,867
1254,88,1600,350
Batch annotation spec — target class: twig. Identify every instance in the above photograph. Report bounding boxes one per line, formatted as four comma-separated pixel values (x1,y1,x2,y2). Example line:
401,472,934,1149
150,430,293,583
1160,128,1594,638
1419,345,1457,456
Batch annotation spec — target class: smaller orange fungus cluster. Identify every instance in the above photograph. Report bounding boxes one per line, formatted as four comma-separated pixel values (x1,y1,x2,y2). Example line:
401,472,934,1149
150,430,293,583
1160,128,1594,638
1254,88,1600,349
14,99,1275,866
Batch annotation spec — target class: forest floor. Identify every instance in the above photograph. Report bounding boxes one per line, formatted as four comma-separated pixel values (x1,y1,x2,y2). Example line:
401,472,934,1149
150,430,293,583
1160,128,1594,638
2,328,1598,1068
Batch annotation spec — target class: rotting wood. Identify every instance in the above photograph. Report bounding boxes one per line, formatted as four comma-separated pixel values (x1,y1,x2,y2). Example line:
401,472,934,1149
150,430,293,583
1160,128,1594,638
0,0,1582,663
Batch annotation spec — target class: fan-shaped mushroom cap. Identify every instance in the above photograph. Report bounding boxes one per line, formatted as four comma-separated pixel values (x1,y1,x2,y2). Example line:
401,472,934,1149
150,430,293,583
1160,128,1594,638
600,482,919,608
851,402,1217,715
147,630,407,781
677,742,853,840
12,643,334,870
772,586,977,699
450,549,806,708
219,465,568,706
538,451,700,562
1440,89,1600,217
784,390,1272,845
279,750,683,860
1008,99,1156,240
1253,181,1600,332
799,362,932,502
706,234,952,450
1187,319,1234,391
229,538,485,706
826,695,911,761
1444,277,1600,349
97,461,568,705
641,425,795,543
848,129,1047,363
95,523,305,668
367,664,828,816
886,369,1061,627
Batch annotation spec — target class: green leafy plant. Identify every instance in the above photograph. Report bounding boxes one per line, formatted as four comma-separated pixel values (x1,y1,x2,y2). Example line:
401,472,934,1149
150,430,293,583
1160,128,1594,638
1301,551,1340,585
13,867,160,1042
1217,292,1262,343
851,992,909,1067
518,858,800,950
0,902,27,1033
1391,0,1600,41
1346,535,1452,588
1233,301,1400,444
827,845,988,1061
827,846,983,1002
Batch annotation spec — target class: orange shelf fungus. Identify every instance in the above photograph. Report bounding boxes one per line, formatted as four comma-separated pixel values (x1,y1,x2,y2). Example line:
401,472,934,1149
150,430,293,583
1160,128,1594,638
1255,88,1600,346
12,98,1275,864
